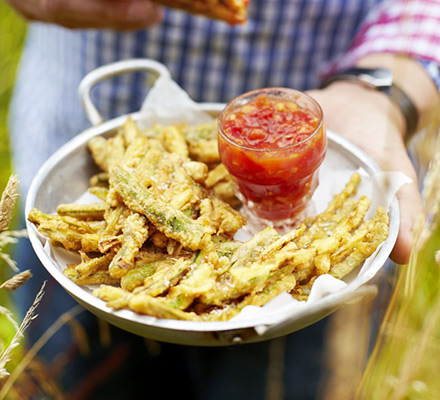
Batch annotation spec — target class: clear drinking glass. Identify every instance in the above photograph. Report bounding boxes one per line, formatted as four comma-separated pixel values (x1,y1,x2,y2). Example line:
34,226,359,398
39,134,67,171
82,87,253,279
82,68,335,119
218,87,326,229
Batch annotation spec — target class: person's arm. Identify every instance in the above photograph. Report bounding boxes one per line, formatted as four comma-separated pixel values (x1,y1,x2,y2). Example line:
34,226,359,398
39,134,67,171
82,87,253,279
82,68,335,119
3,0,163,30
308,54,439,264
309,0,440,264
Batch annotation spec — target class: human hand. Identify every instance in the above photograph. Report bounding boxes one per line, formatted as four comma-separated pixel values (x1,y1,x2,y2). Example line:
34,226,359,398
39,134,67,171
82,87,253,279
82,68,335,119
5,0,164,30
308,82,423,264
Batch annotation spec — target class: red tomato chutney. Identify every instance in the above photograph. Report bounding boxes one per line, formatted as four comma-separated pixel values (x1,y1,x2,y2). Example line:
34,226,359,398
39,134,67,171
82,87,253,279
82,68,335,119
218,88,326,222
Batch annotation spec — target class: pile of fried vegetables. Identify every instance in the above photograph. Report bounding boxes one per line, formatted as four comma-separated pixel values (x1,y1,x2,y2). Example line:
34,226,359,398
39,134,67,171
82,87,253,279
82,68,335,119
28,118,389,321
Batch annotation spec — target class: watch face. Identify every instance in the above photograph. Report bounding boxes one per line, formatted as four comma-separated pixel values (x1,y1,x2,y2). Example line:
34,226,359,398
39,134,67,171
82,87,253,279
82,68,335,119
348,67,393,89
321,67,393,90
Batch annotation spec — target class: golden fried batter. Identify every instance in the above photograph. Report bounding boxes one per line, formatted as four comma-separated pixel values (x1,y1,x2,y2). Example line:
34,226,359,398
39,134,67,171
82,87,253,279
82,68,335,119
29,117,390,322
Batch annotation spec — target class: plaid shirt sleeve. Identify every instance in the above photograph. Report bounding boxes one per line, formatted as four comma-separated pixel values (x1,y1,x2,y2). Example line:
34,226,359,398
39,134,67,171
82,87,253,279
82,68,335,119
326,0,440,91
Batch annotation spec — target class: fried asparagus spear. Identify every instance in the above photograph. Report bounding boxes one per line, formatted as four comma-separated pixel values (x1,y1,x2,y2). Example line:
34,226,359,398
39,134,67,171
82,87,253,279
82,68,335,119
111,165,213,251
136,258,192,297
121,259,168,292
122,136,150,168
329,207,389,279
94,284,201,321
182,161,209,184
205,164,229,188
159,126,189,157
28,209,103,252
205,163,239,207
129,293,201,321
163,240,240,310
121,116,142,146
56,203,109,220
198,196,245,237
108,213,150,278
199,226,281,305
75,252,115,279
149,153,244,236
181,121,220,163
89,186,109,201
88,136,109,172
64,269,120,286
89,172,109,188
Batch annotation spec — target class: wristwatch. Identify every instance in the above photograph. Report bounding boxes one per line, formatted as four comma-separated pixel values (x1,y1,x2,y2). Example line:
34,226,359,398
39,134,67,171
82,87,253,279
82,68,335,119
321,67,419,140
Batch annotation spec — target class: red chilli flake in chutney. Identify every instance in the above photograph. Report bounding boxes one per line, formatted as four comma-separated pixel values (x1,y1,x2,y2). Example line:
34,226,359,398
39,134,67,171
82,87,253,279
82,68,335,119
218,91,326,221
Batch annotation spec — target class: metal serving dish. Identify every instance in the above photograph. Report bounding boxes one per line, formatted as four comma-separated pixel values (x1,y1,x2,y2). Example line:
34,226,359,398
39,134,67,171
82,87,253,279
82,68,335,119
26,59,399,346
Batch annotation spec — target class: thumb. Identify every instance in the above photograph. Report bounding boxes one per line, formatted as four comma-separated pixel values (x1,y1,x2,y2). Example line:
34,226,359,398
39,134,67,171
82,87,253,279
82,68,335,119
390,179,423,264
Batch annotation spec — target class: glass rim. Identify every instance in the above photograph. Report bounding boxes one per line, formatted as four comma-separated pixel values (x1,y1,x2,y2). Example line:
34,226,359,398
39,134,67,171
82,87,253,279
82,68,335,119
218,87,324,152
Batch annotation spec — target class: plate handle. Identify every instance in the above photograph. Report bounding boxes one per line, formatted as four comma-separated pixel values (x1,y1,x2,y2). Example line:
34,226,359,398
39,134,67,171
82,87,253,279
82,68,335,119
78,58,171,126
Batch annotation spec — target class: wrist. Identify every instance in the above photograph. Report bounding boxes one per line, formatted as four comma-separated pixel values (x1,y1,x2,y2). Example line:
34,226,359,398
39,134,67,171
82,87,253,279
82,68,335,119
321,67,417,140
322,81,406,139
356,54,440,129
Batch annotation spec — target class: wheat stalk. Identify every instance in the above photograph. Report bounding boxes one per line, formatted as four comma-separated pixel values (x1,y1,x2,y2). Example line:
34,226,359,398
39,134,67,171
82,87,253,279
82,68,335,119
0,230,27,272
0,304,84,399
0,175,26,272
0,270,32,291
0,175,19,234
0,281,45,382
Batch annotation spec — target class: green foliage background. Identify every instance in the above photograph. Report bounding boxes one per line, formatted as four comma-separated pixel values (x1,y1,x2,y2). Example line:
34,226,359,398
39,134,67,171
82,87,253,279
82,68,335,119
0,4,27,342
0,4,26,183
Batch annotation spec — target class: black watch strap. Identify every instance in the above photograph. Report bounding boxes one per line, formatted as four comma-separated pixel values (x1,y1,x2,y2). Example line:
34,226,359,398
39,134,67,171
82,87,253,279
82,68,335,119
383,84,418,139
321,67,419,140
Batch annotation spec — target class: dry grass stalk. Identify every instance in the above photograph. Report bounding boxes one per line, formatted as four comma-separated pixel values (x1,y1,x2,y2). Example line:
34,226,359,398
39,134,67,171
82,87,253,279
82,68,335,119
321,296,375,400
435,250,440,267
0,175,19,234
358,119,440,399
0,281,46,382
0,175,26,272
0,230,27,272
403,117,440,299
98,318,111,348
0,270,32,291
0,173,86,398
66,317,90,356
390,128,440,397
0,304,84,399
24,359,65,399
265,337,286,400
422,121,440,222
0,306,19,333
390,296,440,400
